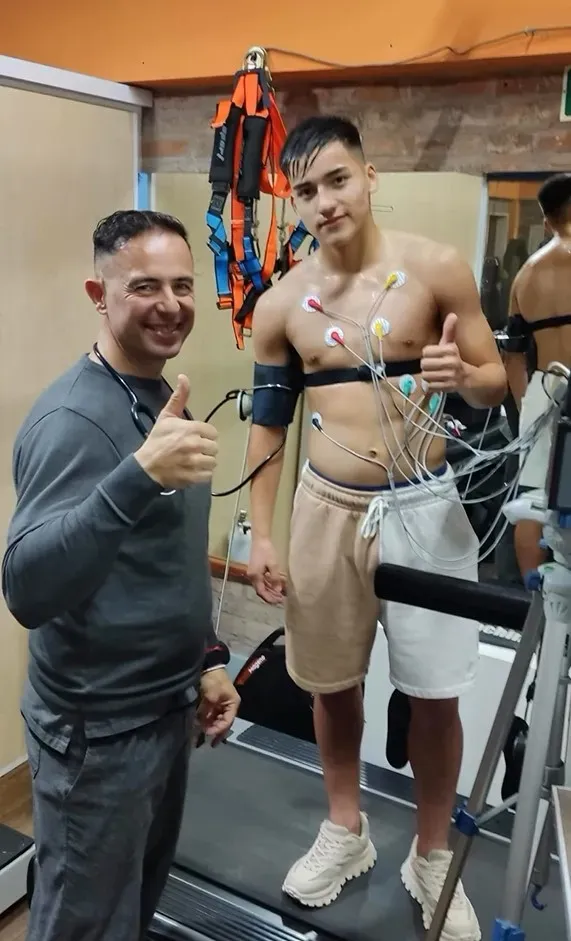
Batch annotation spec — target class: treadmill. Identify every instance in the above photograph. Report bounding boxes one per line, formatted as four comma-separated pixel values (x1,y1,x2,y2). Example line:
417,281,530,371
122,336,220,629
149,719,565,941
149,567,567,941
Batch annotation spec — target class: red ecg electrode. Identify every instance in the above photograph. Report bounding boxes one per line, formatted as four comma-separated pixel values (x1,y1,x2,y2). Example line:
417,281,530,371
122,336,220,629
307,298,323,312
329,329,345,346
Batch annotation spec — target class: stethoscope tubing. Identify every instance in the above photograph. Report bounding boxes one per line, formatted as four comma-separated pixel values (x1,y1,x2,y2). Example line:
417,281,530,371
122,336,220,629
92,344,287,497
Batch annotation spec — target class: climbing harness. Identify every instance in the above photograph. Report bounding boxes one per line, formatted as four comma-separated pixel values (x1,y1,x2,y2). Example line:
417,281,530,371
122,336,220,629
277,218,318,278
205,45,317,350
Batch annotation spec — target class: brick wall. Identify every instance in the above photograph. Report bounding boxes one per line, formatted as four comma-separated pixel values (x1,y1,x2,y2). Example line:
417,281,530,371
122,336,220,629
142,73,571,175
212,574,283,657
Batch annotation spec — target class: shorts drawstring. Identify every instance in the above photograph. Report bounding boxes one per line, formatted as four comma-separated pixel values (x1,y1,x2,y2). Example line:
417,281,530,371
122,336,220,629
361,496,385,540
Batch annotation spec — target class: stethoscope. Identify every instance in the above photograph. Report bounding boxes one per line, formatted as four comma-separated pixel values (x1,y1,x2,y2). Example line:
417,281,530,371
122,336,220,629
92,343,288,498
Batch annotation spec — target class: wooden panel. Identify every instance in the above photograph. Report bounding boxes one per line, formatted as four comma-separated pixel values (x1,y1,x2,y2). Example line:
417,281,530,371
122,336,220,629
489,181,542,201
0,763,32,836
373,171,485,273
0,904,28,941
0,85,135,769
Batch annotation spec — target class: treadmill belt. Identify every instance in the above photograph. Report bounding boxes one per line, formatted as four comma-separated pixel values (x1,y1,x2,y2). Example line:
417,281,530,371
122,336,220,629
164,738,565,941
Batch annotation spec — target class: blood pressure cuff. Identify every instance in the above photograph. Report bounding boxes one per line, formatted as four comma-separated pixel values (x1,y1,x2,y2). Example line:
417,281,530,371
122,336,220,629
498,314,531,354
251,356,305,426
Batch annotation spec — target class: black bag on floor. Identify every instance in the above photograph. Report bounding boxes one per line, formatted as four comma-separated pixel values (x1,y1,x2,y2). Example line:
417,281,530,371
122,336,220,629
234,628,316,744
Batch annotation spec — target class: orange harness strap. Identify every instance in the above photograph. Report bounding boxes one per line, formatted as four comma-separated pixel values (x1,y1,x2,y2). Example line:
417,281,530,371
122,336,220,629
206,59,290,350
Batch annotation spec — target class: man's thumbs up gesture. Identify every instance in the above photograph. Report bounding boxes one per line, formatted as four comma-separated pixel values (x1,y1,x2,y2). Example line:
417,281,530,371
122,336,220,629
134,373,219,490
158,374,191,420
420,313,466,392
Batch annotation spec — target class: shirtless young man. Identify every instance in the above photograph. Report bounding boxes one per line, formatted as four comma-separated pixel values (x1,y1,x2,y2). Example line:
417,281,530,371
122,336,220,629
504,172,571,581
246,116,506,941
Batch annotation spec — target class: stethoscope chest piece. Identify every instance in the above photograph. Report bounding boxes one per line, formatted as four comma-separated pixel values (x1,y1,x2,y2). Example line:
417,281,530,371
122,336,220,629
237,391,253,421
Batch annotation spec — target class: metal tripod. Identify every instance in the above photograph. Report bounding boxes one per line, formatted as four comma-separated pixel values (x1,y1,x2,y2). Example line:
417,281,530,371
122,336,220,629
426,521,571,941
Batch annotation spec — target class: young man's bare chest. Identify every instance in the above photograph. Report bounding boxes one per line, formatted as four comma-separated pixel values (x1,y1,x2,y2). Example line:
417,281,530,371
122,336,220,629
286,264,439,371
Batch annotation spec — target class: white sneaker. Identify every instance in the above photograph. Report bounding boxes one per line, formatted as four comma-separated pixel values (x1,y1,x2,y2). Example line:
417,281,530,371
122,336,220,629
282,811,376,907
401,836,481,941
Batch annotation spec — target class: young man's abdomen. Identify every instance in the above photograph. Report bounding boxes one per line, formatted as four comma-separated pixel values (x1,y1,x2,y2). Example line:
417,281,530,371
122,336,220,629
305,383,447,489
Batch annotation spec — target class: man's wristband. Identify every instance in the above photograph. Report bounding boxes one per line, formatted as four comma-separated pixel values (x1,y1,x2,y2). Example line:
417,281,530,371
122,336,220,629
202,641,230,673
201,664,226,676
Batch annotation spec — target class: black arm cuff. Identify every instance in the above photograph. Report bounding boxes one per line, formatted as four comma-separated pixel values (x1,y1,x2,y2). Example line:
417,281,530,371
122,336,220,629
251,355,305,426
496,314,530,354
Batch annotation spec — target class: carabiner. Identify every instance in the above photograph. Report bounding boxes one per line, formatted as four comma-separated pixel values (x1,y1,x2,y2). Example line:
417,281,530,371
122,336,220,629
243,45,273,86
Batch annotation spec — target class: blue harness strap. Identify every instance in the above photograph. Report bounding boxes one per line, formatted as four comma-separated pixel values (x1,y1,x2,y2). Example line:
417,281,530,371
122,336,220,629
206,188,232,301
237,203,264,294
277,221,319,277
205,96,243,309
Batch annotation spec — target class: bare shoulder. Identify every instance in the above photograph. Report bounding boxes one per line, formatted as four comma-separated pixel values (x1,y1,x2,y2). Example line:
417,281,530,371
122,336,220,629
386,232,484,317
250,259,316,360
526,237,561,270
511,259,531,293
385,230,470,279
251,281,287,322
254,256,310,314
510,243,551,293
253,253,319,327
250,281,291,341
509,240,561,312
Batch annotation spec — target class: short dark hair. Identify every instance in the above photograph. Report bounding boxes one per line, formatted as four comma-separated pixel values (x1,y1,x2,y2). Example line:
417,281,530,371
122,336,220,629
280,115,365,180
537,173,571,222
92,209,190,262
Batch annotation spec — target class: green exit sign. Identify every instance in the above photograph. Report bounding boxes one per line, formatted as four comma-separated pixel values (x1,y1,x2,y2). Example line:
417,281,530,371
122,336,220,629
562,67,571,122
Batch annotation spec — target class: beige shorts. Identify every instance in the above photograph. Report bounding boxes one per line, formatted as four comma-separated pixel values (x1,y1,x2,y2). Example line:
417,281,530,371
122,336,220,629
285,462,481,699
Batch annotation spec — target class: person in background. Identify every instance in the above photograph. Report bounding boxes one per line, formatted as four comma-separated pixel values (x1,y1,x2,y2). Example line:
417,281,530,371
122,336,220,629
504,173,571,582
2,209,240,941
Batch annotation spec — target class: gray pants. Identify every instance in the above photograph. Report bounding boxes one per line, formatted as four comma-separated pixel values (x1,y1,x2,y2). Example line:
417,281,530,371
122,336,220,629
25,706,192,941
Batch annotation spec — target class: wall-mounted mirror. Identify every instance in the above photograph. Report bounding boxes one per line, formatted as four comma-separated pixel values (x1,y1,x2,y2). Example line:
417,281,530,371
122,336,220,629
479,173,552,333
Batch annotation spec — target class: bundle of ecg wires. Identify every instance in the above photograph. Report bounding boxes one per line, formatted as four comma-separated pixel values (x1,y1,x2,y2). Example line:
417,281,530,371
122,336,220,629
291,270,564,574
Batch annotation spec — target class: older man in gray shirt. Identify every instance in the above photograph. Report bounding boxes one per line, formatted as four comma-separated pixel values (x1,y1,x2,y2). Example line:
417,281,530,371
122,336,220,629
2,209,240,941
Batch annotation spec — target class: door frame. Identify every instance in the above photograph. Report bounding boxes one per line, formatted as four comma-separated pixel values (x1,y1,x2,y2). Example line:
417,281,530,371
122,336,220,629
0,54,152,207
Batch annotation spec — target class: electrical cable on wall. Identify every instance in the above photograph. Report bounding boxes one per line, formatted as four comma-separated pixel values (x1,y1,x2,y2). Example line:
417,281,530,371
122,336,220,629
263,24,571,72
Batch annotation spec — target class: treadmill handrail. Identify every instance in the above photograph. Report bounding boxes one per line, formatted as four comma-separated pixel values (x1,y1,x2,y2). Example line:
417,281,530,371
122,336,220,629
374,563,530,633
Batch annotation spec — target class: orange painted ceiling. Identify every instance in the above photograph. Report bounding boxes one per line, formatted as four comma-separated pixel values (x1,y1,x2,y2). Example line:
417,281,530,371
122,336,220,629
1,0,571,89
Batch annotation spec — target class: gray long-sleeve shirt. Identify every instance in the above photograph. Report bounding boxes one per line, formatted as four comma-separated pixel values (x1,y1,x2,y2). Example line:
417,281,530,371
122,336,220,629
2,354,216,750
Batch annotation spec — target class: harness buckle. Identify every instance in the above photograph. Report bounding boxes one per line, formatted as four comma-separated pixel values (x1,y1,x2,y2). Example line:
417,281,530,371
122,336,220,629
243,45,273,84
